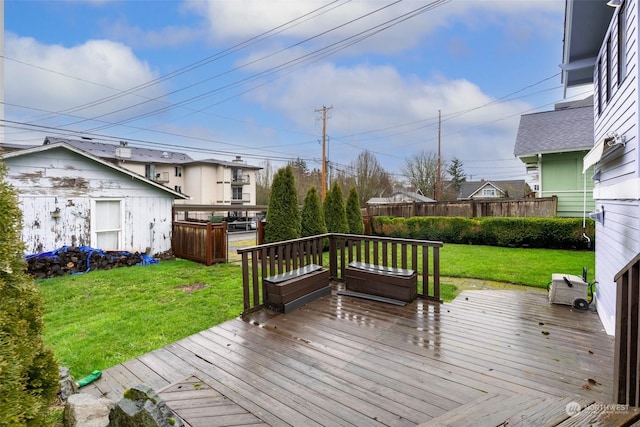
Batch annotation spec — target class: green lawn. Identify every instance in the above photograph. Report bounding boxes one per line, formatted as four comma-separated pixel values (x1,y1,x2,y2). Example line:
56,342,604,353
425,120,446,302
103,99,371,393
37,245,594,378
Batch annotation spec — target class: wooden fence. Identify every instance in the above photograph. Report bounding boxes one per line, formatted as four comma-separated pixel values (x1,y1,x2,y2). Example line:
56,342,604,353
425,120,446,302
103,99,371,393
237,233,443,314
172,221,227,265
364,196,557,218
614,252,640,406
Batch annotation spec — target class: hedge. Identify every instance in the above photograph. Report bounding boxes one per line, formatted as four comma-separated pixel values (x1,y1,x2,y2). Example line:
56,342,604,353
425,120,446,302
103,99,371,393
371,216,595,250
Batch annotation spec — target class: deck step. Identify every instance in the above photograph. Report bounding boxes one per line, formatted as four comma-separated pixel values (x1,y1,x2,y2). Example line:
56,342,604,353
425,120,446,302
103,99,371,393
158,375,268,427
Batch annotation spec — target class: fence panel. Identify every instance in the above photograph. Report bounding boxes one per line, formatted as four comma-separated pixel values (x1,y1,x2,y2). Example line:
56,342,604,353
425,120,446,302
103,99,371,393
365,197,557,218
172,221,227,265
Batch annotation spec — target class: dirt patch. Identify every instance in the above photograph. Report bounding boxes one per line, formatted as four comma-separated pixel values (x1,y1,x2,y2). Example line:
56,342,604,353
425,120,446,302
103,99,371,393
175,282,207,294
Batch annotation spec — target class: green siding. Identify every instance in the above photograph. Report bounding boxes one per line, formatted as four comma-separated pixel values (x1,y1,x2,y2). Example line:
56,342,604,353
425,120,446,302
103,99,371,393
540,152,595,217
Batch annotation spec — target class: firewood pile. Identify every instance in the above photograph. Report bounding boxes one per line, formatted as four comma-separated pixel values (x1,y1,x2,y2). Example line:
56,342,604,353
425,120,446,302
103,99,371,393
26,246,157,279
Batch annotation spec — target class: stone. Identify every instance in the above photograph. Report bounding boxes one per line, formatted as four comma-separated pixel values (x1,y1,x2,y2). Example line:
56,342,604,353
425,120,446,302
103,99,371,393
58,366,78,402
64,393,114,427
109,384,183,427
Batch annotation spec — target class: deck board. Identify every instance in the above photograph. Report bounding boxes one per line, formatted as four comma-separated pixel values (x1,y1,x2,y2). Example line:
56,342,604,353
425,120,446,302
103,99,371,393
83,288,617,426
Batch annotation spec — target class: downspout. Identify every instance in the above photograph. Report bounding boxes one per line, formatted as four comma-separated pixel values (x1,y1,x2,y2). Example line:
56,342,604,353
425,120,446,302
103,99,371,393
582,169,591,248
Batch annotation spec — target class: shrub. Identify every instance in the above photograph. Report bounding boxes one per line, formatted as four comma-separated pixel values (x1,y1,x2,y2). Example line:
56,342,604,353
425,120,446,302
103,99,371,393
346,187,364,235
264,166,301,243
301,187,327,238
372,216,595,250
0,162,59,426
323,183,348,234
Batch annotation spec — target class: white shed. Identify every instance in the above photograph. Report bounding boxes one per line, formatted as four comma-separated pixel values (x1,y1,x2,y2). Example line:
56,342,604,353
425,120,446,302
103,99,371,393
2,142,188,255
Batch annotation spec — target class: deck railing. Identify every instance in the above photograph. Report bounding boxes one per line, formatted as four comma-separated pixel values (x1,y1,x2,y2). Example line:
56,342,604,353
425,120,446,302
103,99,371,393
237,233,443,314
614,252,640,406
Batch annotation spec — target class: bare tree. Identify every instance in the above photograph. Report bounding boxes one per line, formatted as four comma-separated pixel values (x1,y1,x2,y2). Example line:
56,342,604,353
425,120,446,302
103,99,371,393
348,151,392,206
403,150,439,199
256,160,275,206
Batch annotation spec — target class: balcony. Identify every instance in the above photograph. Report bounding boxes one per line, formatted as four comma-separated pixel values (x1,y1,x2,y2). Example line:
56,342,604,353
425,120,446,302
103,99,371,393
232,174,250,185
153,171,170,183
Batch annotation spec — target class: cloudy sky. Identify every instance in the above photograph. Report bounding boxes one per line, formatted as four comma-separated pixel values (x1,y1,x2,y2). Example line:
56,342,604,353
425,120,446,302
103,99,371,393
4,0,587,183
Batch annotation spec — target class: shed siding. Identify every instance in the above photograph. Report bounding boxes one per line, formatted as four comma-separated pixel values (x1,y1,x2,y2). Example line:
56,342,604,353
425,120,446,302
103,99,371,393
4,148,176,255
593,0,640,335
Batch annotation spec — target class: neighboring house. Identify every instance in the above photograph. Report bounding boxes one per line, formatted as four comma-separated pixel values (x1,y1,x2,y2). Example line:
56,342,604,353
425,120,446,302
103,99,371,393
562,0,638,335
457,180,529,200
42,136,261,208
367,190,435,205
514,97,596,217
2,142,187,254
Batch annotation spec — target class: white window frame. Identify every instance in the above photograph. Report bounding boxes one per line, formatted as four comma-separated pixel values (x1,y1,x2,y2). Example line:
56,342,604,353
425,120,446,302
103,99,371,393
482,188,496,197
90,199,124,250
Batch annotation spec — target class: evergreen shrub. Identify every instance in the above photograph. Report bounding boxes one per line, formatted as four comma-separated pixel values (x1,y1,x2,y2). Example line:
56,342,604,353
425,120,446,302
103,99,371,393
372,216,595,250
0,162,59,426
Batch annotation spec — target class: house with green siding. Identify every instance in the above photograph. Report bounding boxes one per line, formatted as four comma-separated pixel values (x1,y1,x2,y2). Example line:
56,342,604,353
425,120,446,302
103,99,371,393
514,97,595,217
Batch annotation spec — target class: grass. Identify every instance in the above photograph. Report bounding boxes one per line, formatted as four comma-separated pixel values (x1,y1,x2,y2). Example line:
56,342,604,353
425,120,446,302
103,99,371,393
37,244,594,379
439,244,595,288
38,259,243,378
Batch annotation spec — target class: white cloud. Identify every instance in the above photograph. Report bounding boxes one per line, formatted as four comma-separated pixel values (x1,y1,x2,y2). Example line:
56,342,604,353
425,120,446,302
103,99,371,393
5,33,166,126
246,61,533,177
186,0,562,54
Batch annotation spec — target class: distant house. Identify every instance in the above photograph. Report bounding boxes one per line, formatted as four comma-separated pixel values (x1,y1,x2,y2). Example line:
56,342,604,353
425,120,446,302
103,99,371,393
457,180,529,200
42,136,261,208
514,97,595,217
2,142,187,254
367,190,435,205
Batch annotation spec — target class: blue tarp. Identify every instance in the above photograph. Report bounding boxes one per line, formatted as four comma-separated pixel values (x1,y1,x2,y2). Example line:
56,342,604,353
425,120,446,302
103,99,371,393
26,245,158,275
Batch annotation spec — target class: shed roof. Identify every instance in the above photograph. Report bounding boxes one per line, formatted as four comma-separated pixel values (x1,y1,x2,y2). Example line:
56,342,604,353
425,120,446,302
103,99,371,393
514,100,593,158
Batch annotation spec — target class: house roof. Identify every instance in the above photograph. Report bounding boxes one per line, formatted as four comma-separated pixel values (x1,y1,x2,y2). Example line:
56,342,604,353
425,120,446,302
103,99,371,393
186,157,262,170
514,99,594,158
44,136,194,164
367,190,435,205
458,180,528,199
561,0,614,90
2,142,188,199
43,136,261,170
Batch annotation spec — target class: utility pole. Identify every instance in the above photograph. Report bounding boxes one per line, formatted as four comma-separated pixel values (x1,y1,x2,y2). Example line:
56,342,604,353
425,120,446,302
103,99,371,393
315,105,333,200
437,109,442,201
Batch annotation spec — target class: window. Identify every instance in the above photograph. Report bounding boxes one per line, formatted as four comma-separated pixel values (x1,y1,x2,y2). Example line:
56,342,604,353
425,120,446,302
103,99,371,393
597,57,603,116
174,185,182,193
606,35,612,101
232,187,243,200
482,188,496,197
232,168,243,182
174,166,182,177
618,2,627,85
93,200,122,250
145,164,155,180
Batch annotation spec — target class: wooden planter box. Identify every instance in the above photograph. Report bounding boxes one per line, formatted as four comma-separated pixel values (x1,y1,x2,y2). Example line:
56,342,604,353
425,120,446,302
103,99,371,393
264,264,331,313
345,262,417,303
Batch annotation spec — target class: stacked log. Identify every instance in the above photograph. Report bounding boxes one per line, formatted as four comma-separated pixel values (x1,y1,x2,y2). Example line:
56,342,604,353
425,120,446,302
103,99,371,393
26,246,153,279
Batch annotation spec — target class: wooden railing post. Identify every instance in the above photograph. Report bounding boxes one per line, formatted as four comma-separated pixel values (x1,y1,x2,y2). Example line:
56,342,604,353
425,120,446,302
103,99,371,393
615,253,640,406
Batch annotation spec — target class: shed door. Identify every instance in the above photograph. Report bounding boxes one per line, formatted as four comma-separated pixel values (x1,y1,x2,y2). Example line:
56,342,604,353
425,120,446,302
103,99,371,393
92,200,122,250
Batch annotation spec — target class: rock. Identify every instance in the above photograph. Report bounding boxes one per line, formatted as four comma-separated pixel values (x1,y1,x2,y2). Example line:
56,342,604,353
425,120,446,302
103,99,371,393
109,384,182,427
64,393,114,427
58,366,78,402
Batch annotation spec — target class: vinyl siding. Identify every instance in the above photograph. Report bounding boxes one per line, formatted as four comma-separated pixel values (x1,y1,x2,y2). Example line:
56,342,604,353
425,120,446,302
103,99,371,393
592,0,640,335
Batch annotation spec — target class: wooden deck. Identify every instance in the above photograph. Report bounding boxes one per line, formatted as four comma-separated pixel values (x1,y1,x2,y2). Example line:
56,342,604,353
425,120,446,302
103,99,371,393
82,286,627,426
